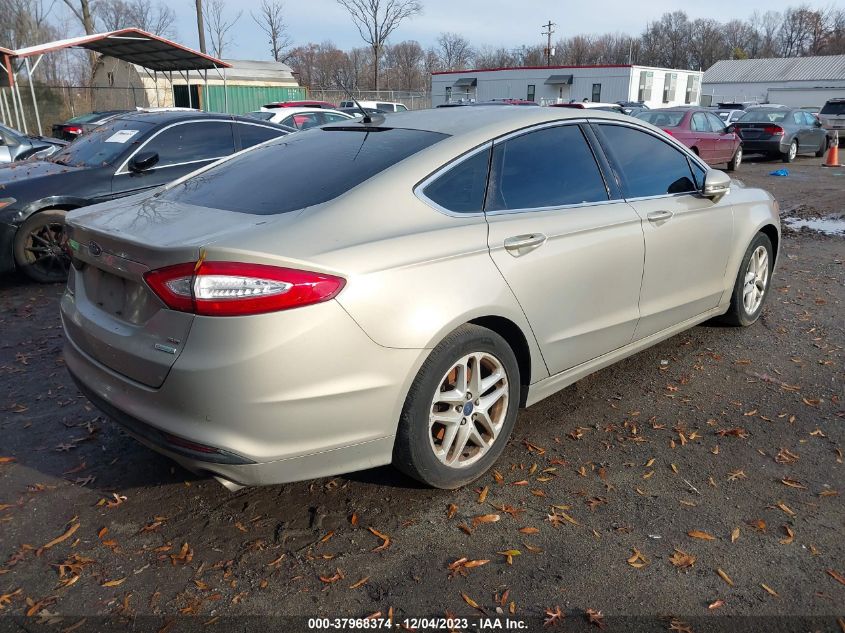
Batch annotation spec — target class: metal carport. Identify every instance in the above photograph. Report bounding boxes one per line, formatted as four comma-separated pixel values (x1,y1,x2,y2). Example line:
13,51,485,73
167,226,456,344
1,28,231,135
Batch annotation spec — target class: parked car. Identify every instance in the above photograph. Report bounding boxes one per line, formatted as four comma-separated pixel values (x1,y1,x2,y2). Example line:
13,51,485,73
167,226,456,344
550,102,625,114
617,101,649,116
61,106,780,490
252,107,354,130
0,124,66,164
818,98,845,135
262,100,337,109
0,111,292,283
51,110,128,140
339,100,409,113
339,106,388,118
635,108,742,170
714,109,745,126
732,107,828,162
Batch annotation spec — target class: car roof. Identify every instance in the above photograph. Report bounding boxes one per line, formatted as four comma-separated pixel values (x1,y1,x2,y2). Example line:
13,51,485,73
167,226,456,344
260,106,351,117
343,105,628,140
110,110,290,127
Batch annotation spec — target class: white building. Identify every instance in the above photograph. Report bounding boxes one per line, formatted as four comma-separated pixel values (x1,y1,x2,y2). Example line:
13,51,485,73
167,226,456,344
702,55,845,108
430,64,703,108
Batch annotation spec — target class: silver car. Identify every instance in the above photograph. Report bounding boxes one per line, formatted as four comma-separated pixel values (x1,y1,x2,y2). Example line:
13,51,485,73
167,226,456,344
61,107,780,490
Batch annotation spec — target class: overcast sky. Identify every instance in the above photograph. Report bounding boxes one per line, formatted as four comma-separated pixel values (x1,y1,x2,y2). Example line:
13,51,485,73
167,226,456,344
171,0,816,60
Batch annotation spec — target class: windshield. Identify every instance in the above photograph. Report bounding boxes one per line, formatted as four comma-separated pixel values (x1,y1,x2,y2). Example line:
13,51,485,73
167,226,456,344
820,101,845,115
246,111,275,121
635,111,685,127
49,119,154,167
737,110,788,123
161,127,448,215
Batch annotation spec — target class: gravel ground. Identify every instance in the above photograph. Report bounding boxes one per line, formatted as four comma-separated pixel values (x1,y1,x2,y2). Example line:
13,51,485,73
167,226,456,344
0,155,843,633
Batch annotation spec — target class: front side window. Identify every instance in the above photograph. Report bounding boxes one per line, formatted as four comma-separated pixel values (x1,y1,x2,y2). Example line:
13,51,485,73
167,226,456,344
161,128,447,215
486,125,608,211
143,121,234,167
597,124,697,198
422,147,490,213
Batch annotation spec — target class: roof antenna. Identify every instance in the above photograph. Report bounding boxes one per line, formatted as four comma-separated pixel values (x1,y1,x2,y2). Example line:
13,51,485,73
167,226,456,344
337,76,384,126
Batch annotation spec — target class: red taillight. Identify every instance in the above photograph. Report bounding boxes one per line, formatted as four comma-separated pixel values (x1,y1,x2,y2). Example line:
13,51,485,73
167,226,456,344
662,128,674,136
143,261,345,316
65,125,83,135
763,125,784,136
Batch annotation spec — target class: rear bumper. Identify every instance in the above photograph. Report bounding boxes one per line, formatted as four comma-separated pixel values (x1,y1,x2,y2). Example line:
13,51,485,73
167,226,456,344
62,297,429,486
738,138,789,154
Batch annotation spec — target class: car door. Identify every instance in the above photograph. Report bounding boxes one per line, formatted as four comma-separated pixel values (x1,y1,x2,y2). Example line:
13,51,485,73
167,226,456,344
690,112,716,162
706,112,736,163
592,122,733,340
112,120,235,197
484,122,645,375
802,111,827,150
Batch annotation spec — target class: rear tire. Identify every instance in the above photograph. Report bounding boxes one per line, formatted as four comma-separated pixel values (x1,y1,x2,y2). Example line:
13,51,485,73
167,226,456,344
393,324,520,489
726,146,742,171
718,232,773,327
13,209,71,284
782,139,797,163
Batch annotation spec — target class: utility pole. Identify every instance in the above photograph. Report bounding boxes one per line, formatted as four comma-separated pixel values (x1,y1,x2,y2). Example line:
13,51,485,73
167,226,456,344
195,0,207,54
542,20,556,66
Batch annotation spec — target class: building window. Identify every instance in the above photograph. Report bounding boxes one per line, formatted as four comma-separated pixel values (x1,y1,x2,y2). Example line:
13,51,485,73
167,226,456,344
445,86,452,103
527,84,536,102
592,83,601,102
685,75,700,104
663,73,677,103
638,71,653,102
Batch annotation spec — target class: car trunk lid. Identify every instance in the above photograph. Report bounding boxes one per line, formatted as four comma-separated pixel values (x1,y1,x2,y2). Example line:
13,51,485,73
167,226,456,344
62,195,276,388
732,121,782,141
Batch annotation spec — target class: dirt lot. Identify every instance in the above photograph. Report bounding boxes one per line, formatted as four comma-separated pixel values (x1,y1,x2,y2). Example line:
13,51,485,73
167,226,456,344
0,155,843,633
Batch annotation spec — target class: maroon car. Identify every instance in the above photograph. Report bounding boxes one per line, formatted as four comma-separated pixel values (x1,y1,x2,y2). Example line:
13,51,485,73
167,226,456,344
635,108,743,171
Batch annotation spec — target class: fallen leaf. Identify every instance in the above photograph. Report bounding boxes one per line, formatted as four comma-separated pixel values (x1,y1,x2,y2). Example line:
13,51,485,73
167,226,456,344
779,526,794,545
669,548,696,569
38,522,80,555
368,527,391,552
318,568,344,584
170,543,193,565
447,504,458,519
0,457,16,464
477,486,489,503
585,608,605,629
708,599,725,609
349,577,369,589
460,591,483,612
716,568,734,586
687,530,716,541
497,550,521,565
775,501,795,516
826,569,845,586
780,478,807,490
101,578,126,587
544,605,564,627
731,527,740,543
627,548,649,569
471,514,500,527
761,583,779,597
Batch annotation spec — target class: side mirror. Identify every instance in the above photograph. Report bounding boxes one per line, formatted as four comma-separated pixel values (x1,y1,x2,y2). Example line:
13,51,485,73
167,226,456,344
814,120,822,128
703,169,731,200
726,124,735,134
128,151,159,173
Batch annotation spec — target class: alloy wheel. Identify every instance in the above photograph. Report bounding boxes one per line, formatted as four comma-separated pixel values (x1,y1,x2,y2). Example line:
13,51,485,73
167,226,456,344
22,221,71,281
742,245,769,315
788,141,797,161
734,147,742,168
428,352,509,469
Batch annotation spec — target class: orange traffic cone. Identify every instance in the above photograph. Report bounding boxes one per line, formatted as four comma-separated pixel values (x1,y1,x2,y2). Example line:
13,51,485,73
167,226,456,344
822,130,842,167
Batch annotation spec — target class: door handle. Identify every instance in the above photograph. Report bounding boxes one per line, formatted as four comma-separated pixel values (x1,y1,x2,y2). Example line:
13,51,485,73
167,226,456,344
503,233,547,256
647,210,674,223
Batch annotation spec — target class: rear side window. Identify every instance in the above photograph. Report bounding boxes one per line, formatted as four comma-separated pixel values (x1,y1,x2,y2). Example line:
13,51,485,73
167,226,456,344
597,124,697,198
422,147,491,213
237,123,285,149
636,111,685,127
820,101,845,115
376,103,394,111
145,121,234,166
486,125,608,211
161,128,447,215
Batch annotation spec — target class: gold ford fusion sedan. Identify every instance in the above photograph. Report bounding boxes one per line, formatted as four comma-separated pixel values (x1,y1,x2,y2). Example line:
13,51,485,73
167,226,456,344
61,106,780,490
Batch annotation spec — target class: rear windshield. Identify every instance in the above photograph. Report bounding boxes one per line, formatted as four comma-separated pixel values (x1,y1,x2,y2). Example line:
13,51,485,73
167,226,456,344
635,111,685,127
820,101,845,115
49,118,155,167
737,110,787,123
245,111,275,121
161,127,448,215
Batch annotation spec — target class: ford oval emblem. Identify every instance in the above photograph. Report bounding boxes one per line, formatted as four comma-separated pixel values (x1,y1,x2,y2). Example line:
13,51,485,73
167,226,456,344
88,241,102,257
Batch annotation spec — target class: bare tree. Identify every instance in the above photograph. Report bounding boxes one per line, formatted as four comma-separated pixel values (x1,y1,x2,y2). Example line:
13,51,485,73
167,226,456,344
61,0,95,34
252,0,292,62
333,0,422,91
95,0,175,37
436,32,473,71
390,39,423,89
206,0,241,59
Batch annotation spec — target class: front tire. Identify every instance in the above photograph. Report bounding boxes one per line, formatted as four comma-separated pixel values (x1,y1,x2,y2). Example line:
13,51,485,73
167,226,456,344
726,146,742,171
719,232,773,327
815,137,828,158
393,324,520,489
13,209,71,283
782,139,798,163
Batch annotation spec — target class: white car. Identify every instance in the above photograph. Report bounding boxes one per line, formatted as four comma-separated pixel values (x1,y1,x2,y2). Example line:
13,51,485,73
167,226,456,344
339,100,409,113
248,107,354,130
